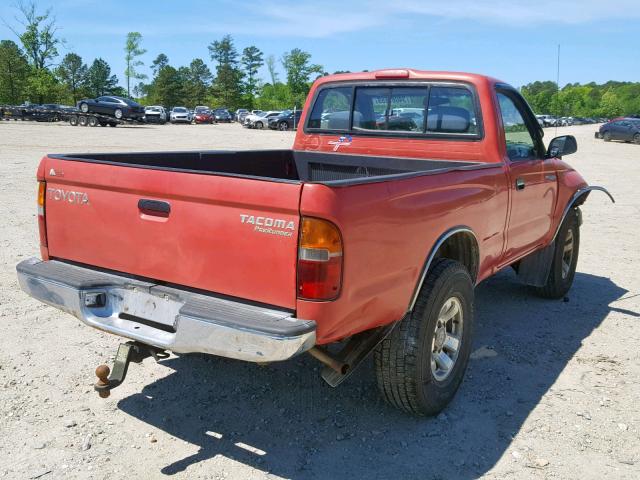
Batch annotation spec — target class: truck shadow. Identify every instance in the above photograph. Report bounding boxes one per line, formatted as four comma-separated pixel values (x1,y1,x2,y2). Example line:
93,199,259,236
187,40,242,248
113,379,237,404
117,270,629,479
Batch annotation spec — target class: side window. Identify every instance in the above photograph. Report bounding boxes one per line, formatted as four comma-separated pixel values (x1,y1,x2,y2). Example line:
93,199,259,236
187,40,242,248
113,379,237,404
426,87,477,134
496,92,538,161
307,87,352,130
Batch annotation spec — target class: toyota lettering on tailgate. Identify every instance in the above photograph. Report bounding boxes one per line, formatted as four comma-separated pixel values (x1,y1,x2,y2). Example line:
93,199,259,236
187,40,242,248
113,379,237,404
47,188,90,205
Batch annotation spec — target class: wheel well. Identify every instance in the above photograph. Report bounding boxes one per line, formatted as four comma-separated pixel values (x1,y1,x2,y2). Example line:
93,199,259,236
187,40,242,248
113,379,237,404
432,231,479,282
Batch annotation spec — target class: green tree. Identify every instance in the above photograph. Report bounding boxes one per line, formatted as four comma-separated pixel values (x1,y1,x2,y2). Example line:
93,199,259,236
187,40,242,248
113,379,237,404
0,40,29,104
147,65,185,107
599,89,623,117
208,35,243,108
281,48,322,106
520,81,557,114
85,58,119,97
25,66,61,103
241,46,263,99
184,58,212,106
10,2,61,70
55,52,87,103
151,53,169,76
124,32,147,97
266,54,279,85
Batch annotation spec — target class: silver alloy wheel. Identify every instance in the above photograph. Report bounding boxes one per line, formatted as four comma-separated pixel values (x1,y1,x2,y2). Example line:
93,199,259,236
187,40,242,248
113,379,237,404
114,109,123,119
430,296,463,382
80,103,89,113
561,228,574,279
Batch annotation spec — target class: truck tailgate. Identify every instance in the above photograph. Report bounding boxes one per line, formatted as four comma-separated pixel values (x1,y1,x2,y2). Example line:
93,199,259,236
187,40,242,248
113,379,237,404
42,157,301,309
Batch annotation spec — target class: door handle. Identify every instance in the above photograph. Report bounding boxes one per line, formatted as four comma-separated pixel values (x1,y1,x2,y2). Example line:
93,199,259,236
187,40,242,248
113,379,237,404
515,178,525,190
138,199,171,216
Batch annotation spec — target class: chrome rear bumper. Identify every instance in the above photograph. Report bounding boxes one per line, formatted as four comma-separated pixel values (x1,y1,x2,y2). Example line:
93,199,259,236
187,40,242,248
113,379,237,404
16,258,316,362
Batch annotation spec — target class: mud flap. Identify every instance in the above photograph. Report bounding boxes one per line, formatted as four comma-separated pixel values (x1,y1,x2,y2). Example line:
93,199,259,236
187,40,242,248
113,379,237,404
516,241,555,287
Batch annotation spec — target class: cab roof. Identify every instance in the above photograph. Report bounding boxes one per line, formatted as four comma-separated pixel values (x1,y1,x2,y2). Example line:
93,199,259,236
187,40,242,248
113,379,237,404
314,69,505,88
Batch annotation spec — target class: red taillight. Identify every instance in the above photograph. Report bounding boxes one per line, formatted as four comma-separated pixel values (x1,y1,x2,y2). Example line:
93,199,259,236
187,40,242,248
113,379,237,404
37,181,47,247
297,217,343,301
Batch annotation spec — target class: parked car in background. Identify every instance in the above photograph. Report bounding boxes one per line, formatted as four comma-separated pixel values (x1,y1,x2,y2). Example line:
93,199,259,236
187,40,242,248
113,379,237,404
234,109,249,122
268,110,304,131
537,114,556,127
599,119,640,143
170,107,192,124
244,110,281,129
213,108,233,122
77,96,145,120
35,104,77,122
144,106,167,124
194,109,215,124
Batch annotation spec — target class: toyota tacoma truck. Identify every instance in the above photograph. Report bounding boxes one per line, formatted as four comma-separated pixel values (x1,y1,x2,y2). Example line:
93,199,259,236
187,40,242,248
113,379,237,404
17,69,613,416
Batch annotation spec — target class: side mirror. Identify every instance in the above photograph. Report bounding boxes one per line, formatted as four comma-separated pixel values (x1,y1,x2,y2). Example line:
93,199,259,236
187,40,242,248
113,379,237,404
547,135,577,158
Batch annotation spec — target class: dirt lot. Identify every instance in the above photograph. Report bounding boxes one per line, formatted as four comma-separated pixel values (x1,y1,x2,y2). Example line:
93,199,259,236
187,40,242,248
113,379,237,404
0,121,638,480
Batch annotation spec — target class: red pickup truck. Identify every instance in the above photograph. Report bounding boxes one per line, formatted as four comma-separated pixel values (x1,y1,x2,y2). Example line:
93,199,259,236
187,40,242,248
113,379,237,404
17,69,613,416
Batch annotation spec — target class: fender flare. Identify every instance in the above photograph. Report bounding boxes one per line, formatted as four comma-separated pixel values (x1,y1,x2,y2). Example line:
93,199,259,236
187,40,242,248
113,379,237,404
407,226,479,312
551,186,615,243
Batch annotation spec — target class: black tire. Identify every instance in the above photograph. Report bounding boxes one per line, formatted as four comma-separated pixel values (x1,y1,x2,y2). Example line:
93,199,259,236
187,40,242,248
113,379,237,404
69,115,78,126
534,209,580,299
114,108,123,119
279,121,289,131
78,115,88,126
634,133,640,145
108,122,117,127
79,102,89,113
255,121,263,129
603,131,611,142
374,259,474,416
88,116,98,127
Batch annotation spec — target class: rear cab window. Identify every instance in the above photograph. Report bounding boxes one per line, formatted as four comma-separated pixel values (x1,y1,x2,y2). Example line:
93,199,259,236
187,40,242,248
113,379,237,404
306,82,481,139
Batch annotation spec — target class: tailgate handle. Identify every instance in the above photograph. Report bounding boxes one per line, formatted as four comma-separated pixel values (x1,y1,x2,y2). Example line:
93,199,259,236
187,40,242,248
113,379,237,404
138,199,171,216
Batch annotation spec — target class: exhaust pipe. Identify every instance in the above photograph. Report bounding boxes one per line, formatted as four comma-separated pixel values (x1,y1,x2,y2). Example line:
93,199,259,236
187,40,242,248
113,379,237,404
308,347,349,375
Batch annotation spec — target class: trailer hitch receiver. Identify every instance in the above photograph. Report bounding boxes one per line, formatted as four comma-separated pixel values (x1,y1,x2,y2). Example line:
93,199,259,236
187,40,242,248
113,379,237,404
94,341,168,398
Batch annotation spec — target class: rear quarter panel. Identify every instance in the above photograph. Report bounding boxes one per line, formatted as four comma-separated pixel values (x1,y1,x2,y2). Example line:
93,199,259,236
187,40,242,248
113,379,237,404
298,165,509,344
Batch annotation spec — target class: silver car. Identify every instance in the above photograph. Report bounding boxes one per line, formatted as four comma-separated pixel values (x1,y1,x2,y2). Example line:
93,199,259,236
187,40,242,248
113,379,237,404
170,107,192,124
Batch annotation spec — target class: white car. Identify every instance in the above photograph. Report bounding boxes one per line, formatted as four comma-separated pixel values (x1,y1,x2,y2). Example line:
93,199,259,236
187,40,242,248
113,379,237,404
170,107,192,124
244,110,281,129
144,106,167,124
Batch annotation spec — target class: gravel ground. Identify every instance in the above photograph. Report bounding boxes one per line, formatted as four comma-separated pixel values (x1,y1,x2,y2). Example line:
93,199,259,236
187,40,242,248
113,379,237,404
0,121,638,480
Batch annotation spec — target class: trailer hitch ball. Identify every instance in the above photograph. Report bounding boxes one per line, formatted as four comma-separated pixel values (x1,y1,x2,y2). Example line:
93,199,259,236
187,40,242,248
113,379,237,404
95,364,111,398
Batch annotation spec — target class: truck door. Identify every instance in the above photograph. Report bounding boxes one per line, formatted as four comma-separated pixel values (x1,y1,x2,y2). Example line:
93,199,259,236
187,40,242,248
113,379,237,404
496,87,558,261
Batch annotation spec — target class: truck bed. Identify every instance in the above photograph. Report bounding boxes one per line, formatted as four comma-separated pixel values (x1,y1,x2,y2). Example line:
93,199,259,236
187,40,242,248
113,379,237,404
49,150,481,186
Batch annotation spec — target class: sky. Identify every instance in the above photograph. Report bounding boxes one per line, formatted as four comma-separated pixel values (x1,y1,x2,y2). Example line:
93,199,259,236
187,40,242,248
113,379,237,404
1,0,638,89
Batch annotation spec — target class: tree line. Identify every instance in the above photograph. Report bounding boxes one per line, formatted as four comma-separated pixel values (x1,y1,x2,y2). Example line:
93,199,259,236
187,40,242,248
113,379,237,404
520,80,640,118
1,2,638,116
0,3,324,110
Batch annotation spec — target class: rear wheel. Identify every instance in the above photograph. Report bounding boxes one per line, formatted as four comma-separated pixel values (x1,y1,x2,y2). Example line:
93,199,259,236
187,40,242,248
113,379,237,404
603,131,612,142
634,133,640,145
88,116,98,127
79,102,89,113
534,209,580,299
374,259,474,416
114,108,123,119
78,115,88,126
